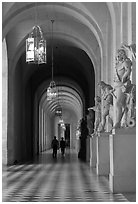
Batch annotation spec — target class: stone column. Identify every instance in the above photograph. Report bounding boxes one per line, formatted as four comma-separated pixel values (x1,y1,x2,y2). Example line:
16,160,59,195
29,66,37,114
2,39,8,166
44,112,46,151
96,132,110,175
131,3,136,84
39,107,43,153
121,2,128,43
109,127,136,193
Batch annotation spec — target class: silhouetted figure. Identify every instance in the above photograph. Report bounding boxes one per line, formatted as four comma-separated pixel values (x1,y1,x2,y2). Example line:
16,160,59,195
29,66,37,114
60,137,66,156
78,117,89,161
13,160,18,165
80,117,89,138
87,109,95,135
51,136,59,158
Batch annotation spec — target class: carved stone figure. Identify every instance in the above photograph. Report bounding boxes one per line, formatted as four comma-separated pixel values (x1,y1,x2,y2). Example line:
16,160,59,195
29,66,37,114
98,81,114,132
88,96,101,133
87,109,94,135
76,119,81,139
121,43,136,60
121,82,136,127
113,48,133,129
127,83,136,127
121,43,136,127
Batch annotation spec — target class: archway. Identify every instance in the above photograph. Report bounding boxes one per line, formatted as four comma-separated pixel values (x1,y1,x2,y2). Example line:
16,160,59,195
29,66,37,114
2,2,117,165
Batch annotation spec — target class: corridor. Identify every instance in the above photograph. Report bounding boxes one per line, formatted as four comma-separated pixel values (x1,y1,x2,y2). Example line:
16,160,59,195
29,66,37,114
2,149,135,202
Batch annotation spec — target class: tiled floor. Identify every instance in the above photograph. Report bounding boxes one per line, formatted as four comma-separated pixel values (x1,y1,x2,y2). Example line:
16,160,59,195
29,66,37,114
2,149,136,202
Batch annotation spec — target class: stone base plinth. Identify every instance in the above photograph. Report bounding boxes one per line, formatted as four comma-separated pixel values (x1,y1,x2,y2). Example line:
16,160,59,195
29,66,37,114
96,132,110,175
109,173,136,193
86,137,90,162
109,127,136,193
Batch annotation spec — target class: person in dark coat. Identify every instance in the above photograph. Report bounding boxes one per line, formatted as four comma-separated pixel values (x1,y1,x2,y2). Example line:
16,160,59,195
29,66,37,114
78,117,89,161
51,136,59,158
60,137,66,156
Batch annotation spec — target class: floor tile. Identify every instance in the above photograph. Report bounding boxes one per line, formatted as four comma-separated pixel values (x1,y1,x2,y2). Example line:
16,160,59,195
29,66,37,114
2,149,136,202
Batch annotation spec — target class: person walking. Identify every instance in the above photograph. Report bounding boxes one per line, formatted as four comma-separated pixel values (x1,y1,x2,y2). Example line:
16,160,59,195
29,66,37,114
60,137,66,157
51,136,59,158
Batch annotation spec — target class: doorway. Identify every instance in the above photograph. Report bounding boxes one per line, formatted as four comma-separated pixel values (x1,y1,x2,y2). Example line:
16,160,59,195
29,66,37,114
64,124,70,148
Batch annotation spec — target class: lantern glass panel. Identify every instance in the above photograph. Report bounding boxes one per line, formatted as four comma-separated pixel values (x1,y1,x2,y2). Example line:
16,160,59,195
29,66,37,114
26,38,35,62
26,26,46,64
47,86,57,100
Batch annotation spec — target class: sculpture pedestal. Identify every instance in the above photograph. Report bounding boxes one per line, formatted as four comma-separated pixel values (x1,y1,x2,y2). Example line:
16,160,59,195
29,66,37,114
109,127,136,193
86,137,90,162
76,139,80,153
90,136,97,167
96,132,110,175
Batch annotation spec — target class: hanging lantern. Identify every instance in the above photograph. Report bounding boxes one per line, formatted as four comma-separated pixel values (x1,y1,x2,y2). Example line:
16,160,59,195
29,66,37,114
55,105,62,116
59,118,66,130
59,118,64,124
47,20,57,101
61,122,66,130
47,80,57,100
26,25,46,64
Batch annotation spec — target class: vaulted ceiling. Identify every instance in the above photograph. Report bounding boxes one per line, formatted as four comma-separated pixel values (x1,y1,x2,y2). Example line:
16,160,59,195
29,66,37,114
2,2,112,117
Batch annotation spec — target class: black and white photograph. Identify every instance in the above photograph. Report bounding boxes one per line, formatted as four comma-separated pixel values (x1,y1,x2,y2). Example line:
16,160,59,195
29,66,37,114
2,1,136,202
